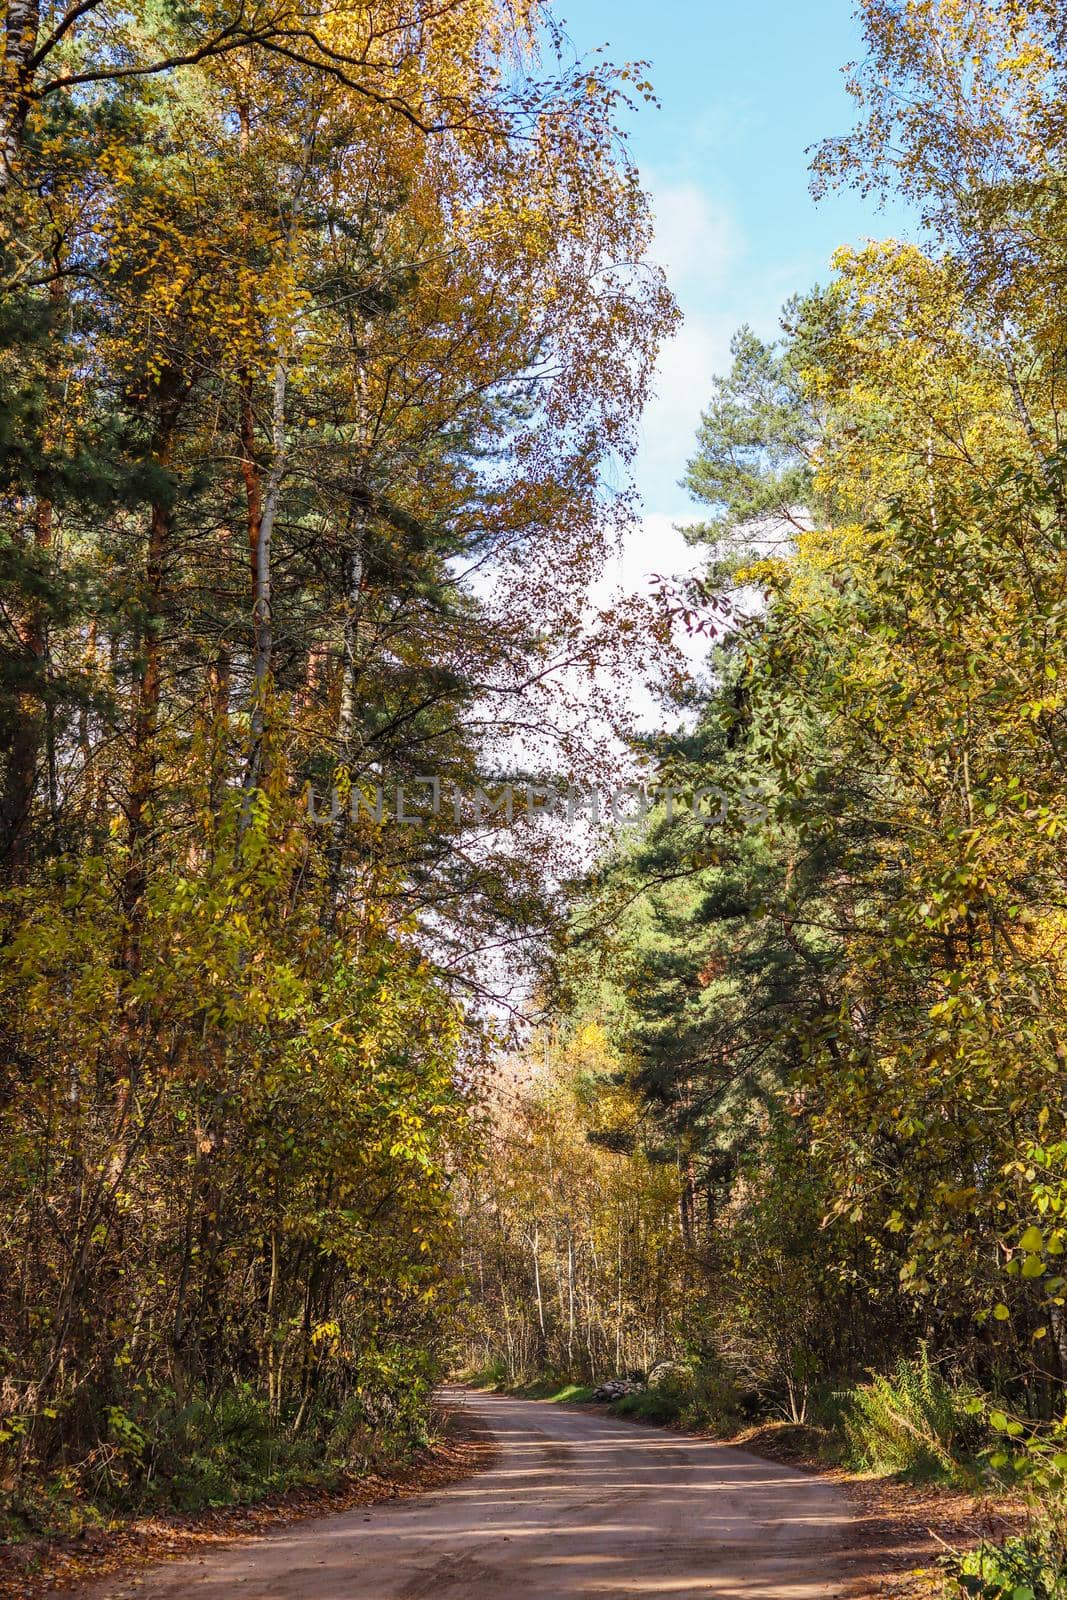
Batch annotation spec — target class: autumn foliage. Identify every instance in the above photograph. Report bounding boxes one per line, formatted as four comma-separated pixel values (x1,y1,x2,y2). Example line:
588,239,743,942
0,0,672,1524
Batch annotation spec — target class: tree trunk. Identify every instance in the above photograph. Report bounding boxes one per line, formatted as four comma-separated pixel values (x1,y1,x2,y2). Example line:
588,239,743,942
1001,344,1067,527
121,494,169,941
0,0,39,198
239,356,288,828
117,381,181,1102
325,533,365,918
2,492,51,872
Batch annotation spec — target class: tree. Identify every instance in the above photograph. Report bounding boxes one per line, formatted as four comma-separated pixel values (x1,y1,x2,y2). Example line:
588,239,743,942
682,311,825,547
0,0,676,1513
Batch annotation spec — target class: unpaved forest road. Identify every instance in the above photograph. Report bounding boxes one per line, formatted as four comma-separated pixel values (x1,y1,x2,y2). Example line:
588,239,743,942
73,1387,864,1599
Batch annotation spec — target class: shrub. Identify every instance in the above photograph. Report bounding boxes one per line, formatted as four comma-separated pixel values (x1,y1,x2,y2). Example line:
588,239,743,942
612,1363,740,1435
612,1387,682,1425
140,1386,311,1510
947,1532,1067,1599
463,1358,508,1389
844,1348,981,1479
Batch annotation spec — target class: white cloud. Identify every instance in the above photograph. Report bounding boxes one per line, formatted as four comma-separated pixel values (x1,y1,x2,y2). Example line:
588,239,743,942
635,308,735,511
591,512,712,731
648,179,738,293
593,512,699,606
632,178,744,514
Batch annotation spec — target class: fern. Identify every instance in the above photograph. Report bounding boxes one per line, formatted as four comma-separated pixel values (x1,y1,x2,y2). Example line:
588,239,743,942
844,1347,979,1478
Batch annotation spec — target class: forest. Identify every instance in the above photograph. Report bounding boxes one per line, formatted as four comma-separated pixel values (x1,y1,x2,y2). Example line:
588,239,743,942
0,0,1065,1595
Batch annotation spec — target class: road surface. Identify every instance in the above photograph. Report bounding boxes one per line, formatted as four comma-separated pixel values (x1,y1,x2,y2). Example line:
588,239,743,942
74,1387,860,1598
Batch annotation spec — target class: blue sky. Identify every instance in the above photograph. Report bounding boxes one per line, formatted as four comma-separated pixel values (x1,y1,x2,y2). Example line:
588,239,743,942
555,0,909,547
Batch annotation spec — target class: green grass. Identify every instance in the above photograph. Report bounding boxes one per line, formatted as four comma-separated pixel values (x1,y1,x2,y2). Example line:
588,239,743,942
610,1389,682,1425
499,1377,595,1403
456,1365,594,1404
543,1383,596,1403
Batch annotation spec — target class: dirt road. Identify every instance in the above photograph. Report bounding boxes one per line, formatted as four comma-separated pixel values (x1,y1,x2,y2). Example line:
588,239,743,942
73,1388,862,1598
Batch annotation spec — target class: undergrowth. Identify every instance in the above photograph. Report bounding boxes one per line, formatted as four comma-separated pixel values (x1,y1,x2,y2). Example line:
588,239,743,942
461,1364,594,1404
944,1531,1067,1599
1,1374,437,1543
611,1367,741,1436
842,1349,982,1481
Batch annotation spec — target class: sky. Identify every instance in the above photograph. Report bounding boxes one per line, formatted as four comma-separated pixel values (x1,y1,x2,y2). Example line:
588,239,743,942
489,2,914,983
559,0,910,604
